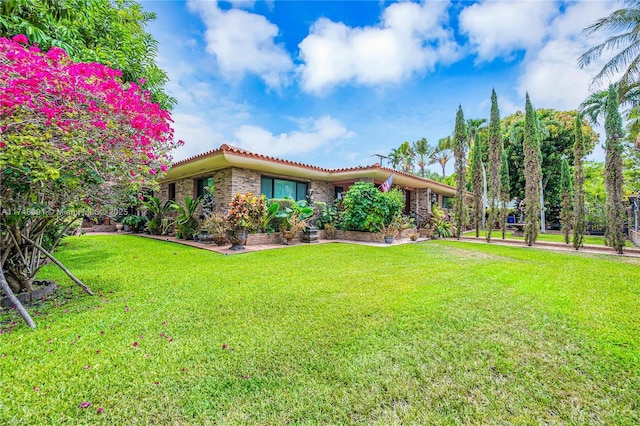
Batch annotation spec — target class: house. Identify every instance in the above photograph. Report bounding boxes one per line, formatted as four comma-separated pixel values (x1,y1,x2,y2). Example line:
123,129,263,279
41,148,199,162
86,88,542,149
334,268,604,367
158,144,459,219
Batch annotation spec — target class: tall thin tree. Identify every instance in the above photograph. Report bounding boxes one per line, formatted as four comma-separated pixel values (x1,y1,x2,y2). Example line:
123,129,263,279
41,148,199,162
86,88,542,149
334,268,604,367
486,89,502,242
604,85,626,253
523,93,542,246
469,126,483,237
453,105,468,238
573,114,587,250
559,157,573,244
500,149,511,239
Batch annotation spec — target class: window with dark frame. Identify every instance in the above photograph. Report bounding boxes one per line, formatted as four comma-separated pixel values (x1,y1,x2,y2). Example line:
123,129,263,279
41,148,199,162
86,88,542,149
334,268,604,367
196,176,214,198
168,183,176,201
261,176,308,200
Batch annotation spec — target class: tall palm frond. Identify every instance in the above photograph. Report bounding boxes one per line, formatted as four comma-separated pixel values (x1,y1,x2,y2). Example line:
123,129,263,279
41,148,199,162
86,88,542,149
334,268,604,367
579,2,640,98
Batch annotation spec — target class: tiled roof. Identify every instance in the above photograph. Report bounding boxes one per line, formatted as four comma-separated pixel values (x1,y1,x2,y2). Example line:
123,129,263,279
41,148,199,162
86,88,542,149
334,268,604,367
169,144,456,190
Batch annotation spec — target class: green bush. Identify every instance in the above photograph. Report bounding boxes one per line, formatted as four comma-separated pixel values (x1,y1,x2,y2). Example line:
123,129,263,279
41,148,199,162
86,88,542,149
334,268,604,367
340,182,405,232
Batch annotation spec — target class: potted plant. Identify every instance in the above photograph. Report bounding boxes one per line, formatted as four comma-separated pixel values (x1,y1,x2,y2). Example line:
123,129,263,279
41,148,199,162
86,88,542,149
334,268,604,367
280,211,308,244
122,214,147,233
226,192,266,250
203,212,229,246
275,196,314,244
172,196,201,240
143,196,174,235
377,221,398,244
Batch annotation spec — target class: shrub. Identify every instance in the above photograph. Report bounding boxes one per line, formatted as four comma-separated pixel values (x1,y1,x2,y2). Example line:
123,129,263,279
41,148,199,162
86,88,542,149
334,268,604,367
227,193,266,232
341,182,405,232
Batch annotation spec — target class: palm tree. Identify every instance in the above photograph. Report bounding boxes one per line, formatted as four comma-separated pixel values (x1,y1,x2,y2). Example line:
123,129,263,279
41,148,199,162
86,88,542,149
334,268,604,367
388,148,402,170
578,1,640,101
397,141,415,173
412,138,435,177
430,136,453,179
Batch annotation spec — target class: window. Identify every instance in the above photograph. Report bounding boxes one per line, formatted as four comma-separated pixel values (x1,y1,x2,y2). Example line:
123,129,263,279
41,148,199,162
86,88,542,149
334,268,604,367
335,186,344,200
261,176,308,200
196,176,214,198
168,183,176,201
442,196,453,209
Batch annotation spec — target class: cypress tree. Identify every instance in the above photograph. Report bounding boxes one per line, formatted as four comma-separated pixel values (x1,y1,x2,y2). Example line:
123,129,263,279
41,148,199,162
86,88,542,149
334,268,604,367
604,85,626,253
453,105,467,238
559,157,573,244
469,126,483,237
486,89,502,242
500,149,511,239
523,93,542,246
573,114,586,250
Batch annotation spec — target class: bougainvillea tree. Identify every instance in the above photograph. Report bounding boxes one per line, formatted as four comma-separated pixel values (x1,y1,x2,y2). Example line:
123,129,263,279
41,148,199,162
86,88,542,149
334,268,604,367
0,35,181,327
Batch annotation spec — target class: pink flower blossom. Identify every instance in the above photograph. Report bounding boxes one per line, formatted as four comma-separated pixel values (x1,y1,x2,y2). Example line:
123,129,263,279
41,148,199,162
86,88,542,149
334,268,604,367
84,365,90,370
79,402,92,409
12,34,28,44
97,407,103,414
132,342,138,347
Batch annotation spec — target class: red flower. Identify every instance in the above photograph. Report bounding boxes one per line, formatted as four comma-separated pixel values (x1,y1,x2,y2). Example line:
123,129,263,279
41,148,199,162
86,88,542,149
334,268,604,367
12,34,28,44
132,342,138,347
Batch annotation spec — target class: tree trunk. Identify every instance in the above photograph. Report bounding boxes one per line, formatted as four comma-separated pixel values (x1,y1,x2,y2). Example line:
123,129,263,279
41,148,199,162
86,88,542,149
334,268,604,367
21,235,93,296
0,267,36,328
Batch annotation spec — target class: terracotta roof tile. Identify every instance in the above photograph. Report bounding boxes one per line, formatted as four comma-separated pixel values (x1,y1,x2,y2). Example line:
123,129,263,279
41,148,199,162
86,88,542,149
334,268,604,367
170,144,456,190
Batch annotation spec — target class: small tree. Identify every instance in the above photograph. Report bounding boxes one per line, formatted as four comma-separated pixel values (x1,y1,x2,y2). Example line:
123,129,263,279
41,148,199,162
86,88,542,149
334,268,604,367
469,127,483,237
499,149,511,239
559,157,573,244
604,85,626,253
573,114,587,250
0,35,180,327
486,89,503,242
452,106,468,238
523,93,542,246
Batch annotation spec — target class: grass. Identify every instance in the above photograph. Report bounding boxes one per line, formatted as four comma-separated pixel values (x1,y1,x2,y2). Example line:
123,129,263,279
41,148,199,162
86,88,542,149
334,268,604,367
464,229,636,247
1,235,639,424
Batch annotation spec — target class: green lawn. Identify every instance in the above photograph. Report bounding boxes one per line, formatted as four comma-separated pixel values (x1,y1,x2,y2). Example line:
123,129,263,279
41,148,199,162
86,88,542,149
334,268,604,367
1,235,639,424
464,229,636,247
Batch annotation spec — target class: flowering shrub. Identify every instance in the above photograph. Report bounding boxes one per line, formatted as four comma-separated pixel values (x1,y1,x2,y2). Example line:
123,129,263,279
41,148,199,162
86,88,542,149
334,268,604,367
0,35,181,324
226,193,266,232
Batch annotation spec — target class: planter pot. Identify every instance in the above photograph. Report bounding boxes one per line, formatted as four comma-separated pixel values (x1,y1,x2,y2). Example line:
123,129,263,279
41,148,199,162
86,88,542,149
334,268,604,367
227,228,248,250
214,235,228,246
115,223,124,232
384,236,394,244
282,231,295,245
1,280,57,308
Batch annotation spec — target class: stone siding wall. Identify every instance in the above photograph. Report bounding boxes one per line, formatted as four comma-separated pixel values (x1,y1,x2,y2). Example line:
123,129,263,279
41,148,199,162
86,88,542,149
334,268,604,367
310,181,334,204
230,167,262,198
408,188,431,220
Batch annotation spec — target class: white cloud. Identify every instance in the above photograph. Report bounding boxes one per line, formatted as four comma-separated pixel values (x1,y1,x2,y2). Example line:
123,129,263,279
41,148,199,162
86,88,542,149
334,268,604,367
298,1,460,94
171,113,228,162
187,0,293,88
516,1,619,110
233,116,354,156
459,0,558,62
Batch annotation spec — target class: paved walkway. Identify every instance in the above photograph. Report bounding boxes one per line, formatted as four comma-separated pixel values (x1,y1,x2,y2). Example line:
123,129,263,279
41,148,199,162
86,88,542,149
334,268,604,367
457,235,640,258
85,231,640,258
129,233,427,255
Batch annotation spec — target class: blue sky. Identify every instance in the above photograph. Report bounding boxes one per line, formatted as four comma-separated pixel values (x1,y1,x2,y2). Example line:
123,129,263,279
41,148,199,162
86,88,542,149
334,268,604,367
143,0,618,174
